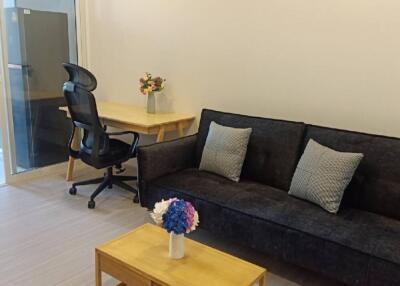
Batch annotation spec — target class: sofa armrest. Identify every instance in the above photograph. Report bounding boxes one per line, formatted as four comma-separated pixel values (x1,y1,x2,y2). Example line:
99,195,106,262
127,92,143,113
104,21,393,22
137,134,197,207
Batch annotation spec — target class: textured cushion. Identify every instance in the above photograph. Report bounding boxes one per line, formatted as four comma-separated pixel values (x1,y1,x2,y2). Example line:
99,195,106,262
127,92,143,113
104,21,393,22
147,180,373,285
225,184,397,260
148,168,387,258
150,168,247,205
199,122,252,182
289,139,363,213
196,109,306,190
304,125,400,220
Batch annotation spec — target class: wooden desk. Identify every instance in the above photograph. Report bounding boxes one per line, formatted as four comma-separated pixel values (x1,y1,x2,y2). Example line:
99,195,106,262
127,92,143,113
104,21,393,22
59,102,195,181
96,224,267,286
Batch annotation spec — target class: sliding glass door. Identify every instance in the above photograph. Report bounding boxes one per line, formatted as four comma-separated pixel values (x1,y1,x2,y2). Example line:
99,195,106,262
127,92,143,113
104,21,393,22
1,0,77,178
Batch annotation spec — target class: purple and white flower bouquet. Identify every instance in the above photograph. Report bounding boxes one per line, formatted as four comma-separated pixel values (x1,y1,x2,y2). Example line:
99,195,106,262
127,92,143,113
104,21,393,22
151,198,199,234
151,198,199,259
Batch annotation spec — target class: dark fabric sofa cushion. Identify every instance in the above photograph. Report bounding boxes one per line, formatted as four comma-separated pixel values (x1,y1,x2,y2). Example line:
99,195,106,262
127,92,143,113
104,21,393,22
304,125,400,220
146,169,400,286
147,182,373,285
368,259,400,286
149,168,400,267
150,168,246,205
195,109,306,190
227,183,400,265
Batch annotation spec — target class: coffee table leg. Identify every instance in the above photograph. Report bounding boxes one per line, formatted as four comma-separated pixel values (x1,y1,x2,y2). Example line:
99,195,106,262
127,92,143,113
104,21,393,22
96,252,102,286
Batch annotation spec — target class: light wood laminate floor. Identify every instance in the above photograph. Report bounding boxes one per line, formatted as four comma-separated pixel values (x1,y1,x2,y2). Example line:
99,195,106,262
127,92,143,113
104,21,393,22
0,169,343,286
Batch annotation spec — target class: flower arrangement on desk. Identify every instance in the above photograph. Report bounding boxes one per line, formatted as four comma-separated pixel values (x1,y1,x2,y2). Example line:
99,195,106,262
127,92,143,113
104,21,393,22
151,198,199,259
139,72,166,114
139,72,166,95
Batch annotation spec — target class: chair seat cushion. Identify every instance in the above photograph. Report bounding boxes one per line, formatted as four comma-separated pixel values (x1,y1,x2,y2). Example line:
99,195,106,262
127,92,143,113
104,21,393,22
150,168,400,266
80,138,131,169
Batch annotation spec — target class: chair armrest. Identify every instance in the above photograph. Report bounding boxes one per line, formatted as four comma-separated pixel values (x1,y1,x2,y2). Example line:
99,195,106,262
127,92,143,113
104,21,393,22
107,130,140,157
137,134,197,207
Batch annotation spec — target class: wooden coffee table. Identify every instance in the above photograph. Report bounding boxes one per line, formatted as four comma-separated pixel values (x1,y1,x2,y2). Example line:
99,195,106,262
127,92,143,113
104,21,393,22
95,223,267,286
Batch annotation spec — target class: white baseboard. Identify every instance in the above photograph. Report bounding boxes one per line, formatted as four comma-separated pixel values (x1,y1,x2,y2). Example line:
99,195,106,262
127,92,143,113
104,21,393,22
6,158,138,185
6,159,88,184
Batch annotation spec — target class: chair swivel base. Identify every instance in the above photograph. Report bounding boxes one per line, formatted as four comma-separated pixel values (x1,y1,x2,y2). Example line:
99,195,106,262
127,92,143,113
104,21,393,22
69,167,139,209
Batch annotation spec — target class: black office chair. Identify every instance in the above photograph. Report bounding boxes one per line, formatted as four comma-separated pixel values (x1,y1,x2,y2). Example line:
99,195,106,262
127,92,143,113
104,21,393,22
62,63,140,209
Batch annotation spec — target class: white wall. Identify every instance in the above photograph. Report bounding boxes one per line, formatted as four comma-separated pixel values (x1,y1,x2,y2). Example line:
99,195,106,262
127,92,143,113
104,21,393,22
85,0,400,137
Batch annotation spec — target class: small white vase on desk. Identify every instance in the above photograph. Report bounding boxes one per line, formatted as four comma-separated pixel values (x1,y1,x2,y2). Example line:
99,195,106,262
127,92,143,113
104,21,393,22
169,232,185,259
147,92,156,113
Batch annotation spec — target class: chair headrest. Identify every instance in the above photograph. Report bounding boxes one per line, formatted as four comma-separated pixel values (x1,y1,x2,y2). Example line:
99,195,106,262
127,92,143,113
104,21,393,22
63,81,75,93
62,63,97,92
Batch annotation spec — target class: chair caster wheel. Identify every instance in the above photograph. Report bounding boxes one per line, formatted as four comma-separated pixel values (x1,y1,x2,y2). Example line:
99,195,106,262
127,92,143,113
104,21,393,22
88,200,95,209
69,187,77,195
133,195,139,204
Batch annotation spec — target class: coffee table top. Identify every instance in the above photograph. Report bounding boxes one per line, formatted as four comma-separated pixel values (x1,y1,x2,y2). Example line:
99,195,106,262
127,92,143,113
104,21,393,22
96,223,266,286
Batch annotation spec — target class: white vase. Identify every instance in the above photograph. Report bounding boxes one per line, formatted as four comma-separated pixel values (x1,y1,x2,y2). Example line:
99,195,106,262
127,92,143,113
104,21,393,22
147,92,156,113
169,232,185,259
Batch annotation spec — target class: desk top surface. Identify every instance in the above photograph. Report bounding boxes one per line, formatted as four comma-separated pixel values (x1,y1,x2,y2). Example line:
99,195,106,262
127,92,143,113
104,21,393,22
59,101,195,128
96,224,266,286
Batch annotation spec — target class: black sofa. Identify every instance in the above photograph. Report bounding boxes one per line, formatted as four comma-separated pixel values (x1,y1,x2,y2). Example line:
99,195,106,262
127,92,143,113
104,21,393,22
138,109,400,286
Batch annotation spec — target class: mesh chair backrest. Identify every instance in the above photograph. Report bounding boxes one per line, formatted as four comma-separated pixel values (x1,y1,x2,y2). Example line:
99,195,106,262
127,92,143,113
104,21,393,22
63,63,97,91
62,63,108,156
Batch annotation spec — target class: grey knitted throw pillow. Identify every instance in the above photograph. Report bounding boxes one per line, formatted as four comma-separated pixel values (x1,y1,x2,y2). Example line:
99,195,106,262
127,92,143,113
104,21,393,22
289,139,363,213
199,121,252,182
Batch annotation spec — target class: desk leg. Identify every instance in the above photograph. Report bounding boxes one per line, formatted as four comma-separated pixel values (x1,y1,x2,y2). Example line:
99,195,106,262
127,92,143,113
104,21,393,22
95,252,102,286
259,273,267,286
176,121,184,138
66,127,80,181
156,126,165,142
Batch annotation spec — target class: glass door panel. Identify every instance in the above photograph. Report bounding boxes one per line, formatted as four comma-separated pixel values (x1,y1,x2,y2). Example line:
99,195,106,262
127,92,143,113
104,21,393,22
0,129,4,184
2,0,77,174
